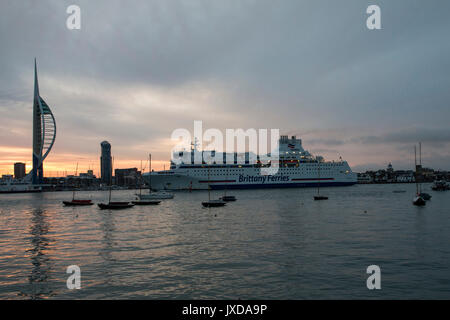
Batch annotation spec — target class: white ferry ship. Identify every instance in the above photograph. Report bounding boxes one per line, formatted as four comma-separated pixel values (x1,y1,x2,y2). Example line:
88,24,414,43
144,135,357,190
0,180,42,194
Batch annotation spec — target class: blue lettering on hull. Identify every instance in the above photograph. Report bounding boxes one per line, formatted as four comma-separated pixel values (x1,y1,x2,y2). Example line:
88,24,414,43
210,181,356,190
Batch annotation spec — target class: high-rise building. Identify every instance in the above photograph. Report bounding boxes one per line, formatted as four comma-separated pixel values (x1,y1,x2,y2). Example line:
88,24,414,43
100,141,112,185
32,59,56,184
14,162,26,179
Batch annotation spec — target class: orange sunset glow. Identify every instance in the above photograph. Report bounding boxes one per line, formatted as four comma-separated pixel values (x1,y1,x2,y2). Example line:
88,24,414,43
0,145,170,177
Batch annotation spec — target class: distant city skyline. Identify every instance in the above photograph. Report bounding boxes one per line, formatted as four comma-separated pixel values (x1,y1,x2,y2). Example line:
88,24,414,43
1,1,450,176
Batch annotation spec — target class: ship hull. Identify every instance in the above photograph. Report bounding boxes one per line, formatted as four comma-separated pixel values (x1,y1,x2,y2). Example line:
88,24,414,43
144,168,357,191
209,181,356,190
0,184,42,194
0,189,42,194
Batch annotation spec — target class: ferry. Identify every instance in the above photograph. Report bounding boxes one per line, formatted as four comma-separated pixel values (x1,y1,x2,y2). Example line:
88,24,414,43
0,181,42,194
144,135,357,190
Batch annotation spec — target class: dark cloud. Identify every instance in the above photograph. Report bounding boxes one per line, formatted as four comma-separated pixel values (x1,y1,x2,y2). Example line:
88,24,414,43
306,139,346,146
356,128,450,145
1,0,450,171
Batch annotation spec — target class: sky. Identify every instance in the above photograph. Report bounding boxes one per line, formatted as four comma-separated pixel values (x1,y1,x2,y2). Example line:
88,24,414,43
1,0,450,176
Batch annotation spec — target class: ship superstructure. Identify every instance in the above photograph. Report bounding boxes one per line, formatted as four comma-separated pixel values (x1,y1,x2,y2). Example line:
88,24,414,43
143,135,357,190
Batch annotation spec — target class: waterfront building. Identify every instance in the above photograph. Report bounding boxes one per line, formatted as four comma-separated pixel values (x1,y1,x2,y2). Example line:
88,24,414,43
80,170,95,178
114,168,141,187
44,174,100,191
396,171,415,183
387,163,394,173
386,163,395,182
357,173,373,184
100,141,112,185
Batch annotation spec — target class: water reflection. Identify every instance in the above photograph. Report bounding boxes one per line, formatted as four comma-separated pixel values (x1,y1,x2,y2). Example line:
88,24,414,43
2,185,449,299
20,208,54,299
99,211,116,286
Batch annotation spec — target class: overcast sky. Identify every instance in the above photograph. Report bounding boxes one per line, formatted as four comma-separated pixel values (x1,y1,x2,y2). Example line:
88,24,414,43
1,0,449,175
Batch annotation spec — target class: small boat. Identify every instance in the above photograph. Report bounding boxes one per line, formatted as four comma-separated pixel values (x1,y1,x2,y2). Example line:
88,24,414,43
419,192,432,200
139,154,174,199
0,181,42,194
202,200,226,208
63,199,94,206
98,202,135,210
138,191,174,200
219,168,236,202
131,200,161,205
313,160,328,201
202,165,226,208
98,158,135,210
63,163,93,206
220,195,237,202
431,181,450,191
412,144,426,207
412,196,426,206
392,190,406,193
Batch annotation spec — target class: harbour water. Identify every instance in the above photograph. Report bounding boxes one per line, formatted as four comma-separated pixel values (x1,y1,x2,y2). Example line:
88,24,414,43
0,184,449,299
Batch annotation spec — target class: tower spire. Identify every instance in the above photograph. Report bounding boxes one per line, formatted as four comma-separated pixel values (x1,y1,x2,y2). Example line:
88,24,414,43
34,58,39,96
30,59,57,185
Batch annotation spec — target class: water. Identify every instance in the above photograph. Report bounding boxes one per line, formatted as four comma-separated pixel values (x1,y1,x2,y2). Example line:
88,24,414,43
0,184,449,299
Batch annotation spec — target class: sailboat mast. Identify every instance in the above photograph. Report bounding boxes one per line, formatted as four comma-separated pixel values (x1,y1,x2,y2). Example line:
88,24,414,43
149,153,152,194
419,142,422,166
415,145,418,195
109,156,114,203
72,162,78,201
140,160,143,197
224,167,228,197
208,165,211,201
419,142,422,193
317,159,320,195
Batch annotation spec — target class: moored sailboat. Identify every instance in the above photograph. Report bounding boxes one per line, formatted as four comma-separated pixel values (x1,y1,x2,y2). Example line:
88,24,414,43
314,157,328,201
202,165,226,208
98,202,135,209
132,159,161,206
98,157,134,210
63,163,93,206
137,154,174,200
413,144,426,207
431,180,450,191
220,167,236,202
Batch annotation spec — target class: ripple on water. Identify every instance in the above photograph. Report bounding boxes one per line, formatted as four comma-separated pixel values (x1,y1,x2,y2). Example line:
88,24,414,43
0,185,450,299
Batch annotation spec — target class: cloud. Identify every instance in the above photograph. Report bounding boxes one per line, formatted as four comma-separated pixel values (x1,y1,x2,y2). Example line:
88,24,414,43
356,128,450,146
1,0,450,174
306,139,346,146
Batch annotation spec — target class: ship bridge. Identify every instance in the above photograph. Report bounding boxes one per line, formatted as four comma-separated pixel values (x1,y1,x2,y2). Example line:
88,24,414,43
278,135,312,160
